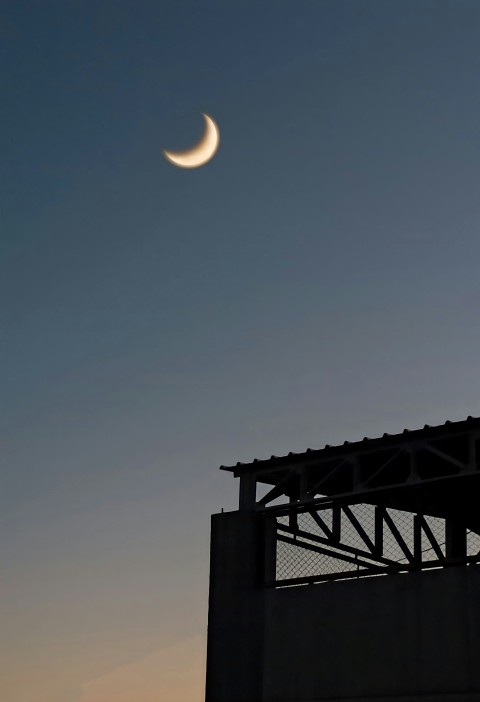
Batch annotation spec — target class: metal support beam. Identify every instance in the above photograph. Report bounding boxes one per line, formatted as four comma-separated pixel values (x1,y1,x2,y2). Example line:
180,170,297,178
445,519,467,560
375,506,385,558
239,473,257,511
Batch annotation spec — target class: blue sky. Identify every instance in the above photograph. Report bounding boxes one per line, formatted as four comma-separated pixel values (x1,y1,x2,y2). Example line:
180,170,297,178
3,1,480,700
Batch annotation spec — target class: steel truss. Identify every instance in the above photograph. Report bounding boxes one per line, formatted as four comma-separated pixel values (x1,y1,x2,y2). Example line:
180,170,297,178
221,417,480,586
271,501,480,587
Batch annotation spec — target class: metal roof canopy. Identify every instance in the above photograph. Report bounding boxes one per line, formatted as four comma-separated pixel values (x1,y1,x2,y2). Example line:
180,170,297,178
220,416,480,533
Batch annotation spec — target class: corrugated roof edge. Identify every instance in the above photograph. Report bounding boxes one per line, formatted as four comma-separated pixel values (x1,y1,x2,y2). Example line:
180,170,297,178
219,415,480,473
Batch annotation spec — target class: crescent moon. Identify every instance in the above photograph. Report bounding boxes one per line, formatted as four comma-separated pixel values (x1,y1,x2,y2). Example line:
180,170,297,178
163,113,220,168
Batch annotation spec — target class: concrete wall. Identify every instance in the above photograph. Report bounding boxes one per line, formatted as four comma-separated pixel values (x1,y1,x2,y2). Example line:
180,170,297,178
205,511,266,702
264,566,480,701
205,511,480,702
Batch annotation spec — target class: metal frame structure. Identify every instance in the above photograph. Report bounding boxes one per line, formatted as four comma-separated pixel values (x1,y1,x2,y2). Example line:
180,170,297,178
274,501,480,586
221,416,480,586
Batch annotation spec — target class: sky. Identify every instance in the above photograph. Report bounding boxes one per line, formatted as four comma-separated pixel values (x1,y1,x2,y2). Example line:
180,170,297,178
2,0,480,700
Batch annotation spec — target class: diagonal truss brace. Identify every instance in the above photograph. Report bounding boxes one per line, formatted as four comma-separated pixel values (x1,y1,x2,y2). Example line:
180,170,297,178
273,501,462,584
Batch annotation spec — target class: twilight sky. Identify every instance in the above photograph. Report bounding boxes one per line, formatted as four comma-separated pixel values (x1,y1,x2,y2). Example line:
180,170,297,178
3,1,480,700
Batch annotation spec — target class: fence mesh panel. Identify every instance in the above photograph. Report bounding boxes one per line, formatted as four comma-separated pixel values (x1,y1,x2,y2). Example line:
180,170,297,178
468,530,480,555
275,505,480,583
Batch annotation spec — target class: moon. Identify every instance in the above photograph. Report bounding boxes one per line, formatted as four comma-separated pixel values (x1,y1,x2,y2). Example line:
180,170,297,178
163,113,220,168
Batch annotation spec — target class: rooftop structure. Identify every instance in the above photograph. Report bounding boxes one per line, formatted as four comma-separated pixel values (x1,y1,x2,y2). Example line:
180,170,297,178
206,416,480,702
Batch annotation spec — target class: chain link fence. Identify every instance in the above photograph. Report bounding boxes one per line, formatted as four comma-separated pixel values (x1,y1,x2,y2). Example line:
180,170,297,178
276,505,480,583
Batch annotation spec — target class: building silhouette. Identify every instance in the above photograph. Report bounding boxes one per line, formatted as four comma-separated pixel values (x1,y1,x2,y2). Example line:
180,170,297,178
205,416,480,702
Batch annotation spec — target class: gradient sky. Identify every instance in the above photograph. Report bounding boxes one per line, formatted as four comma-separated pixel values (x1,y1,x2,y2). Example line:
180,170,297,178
3,1,480,700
